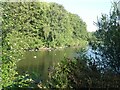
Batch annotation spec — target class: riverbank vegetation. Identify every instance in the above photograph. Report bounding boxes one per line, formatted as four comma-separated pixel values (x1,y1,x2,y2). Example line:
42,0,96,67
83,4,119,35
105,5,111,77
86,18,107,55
45,1,120,88
2,2,88,50
1,1,120,89
1,1,88,89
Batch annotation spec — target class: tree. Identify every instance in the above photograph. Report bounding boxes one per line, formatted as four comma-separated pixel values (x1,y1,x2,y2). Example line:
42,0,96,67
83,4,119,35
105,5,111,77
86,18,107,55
1,1,88,88
91,2,120,74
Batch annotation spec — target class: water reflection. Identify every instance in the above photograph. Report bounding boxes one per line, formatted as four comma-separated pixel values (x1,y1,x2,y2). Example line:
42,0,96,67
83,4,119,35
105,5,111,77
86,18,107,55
17,47,80,83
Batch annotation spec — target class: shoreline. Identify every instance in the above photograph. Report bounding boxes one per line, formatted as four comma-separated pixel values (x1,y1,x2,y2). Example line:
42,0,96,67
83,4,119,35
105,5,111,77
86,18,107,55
28,45,81,52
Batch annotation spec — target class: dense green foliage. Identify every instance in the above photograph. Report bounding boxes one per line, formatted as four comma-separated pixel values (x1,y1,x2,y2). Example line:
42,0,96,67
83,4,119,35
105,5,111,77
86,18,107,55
90,2,120,74
47,57,120,88
1,1,88,89
1,2,88,49
1,30,33,88
46,2,120,89
1,1,119,89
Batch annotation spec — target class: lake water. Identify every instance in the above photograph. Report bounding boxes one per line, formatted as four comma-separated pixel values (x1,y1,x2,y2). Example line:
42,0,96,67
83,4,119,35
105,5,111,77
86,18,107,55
17,47,81,83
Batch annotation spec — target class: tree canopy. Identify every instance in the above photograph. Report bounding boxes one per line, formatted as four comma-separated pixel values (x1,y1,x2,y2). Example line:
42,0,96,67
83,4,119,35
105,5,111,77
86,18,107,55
46,2,120,88
1,1,88,88
91,2,120,74
1,2,88,49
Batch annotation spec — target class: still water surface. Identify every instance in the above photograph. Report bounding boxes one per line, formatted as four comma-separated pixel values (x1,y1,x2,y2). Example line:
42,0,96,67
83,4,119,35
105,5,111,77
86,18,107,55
17,47,81,83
